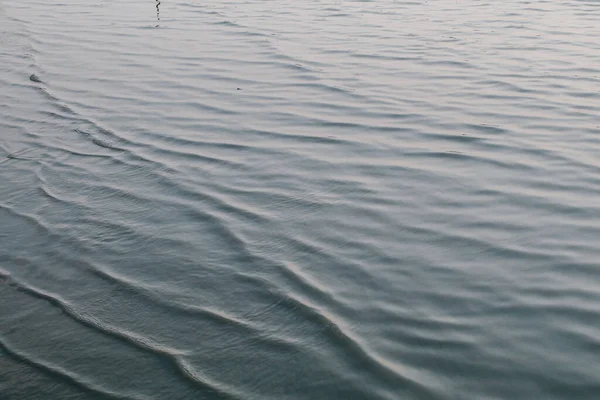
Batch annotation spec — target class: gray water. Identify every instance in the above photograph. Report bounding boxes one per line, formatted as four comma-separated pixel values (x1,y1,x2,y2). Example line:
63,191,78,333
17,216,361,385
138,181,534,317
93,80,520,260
1,0,599,399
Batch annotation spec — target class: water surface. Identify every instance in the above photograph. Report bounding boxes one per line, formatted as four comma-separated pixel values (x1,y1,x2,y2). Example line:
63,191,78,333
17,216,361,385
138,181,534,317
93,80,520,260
1,1,599,399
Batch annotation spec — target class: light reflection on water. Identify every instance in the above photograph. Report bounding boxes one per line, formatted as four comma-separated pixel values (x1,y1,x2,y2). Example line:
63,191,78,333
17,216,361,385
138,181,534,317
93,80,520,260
0,0,599,399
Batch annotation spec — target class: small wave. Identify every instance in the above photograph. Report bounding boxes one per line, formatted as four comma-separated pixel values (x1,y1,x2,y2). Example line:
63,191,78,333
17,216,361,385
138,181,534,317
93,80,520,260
3,273,239,399
0,335,148,400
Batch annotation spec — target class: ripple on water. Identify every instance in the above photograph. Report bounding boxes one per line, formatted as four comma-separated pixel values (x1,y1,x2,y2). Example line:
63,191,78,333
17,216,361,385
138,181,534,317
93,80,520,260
1,0,600,399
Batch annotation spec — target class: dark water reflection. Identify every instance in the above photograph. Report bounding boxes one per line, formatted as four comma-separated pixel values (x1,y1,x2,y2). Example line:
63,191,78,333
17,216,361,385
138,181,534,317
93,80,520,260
1,0,599,399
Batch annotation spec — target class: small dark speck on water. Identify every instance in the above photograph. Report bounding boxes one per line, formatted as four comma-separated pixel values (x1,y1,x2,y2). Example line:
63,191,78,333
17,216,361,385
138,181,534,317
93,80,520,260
29,73,42,83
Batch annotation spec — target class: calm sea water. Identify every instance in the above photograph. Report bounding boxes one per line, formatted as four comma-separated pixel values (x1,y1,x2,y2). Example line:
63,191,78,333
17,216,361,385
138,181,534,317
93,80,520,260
1,1,599,399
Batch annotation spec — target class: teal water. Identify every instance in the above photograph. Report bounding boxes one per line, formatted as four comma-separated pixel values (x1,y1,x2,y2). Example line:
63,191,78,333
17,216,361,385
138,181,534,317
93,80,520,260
1,1,599,399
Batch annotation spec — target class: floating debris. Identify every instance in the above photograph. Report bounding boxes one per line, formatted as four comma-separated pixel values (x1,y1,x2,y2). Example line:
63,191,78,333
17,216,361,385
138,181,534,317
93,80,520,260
29,73,42,83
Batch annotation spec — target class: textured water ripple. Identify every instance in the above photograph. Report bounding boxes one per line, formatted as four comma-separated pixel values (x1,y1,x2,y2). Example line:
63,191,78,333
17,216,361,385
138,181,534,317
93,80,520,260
1,0,600,399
